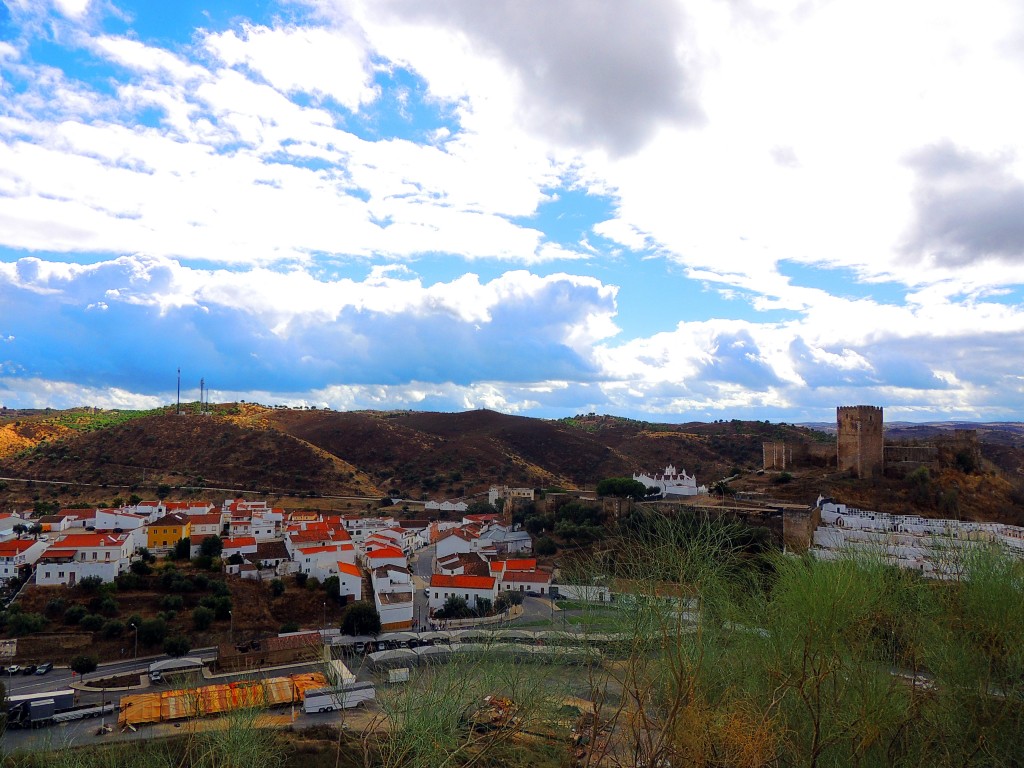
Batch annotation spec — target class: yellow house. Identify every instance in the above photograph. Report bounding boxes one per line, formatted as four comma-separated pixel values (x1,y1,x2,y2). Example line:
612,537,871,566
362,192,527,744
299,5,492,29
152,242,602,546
147,513,193,549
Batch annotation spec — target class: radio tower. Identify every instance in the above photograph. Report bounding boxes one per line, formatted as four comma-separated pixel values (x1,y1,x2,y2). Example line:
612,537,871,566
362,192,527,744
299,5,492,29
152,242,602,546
176,368,181,415
200,377,205,415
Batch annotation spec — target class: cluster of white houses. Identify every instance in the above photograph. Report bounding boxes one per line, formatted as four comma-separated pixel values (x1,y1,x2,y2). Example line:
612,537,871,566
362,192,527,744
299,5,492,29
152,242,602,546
810,496,1024,577
0,498,544,633
425,512,550,616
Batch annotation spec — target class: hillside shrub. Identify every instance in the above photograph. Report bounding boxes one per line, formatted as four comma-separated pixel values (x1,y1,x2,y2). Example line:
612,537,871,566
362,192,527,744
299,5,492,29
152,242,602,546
163,636,191,657
63,604,87,625
212,596,231,620
270,579,285,597
7,611,46,636
79,613,104,632
192,606,214,631
161,594,184,611
77,575,104,593
138,617,167,646
101,619,124,639
535,536,557,556
44,598,66,619
98,596,119,617
115,572,141,590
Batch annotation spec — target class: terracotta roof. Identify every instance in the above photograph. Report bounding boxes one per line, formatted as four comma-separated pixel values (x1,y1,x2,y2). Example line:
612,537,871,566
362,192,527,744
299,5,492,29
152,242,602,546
39,549,77,560
54,533,126,548
298,545,342,555
502,571,551,584
430,574,495,590
504,558,537,572
366,546,405,560
337,562,362,578
189,513,223,526
223,536,257,549
0,540,38,556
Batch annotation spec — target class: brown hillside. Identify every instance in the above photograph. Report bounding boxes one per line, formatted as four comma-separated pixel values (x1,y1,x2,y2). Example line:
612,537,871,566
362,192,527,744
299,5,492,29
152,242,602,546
0,411,379,498
1,405,1023,524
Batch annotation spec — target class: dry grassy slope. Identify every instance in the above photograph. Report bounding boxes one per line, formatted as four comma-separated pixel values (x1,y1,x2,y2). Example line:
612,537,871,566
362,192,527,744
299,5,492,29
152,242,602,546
0,412,376,497
0,422,72,459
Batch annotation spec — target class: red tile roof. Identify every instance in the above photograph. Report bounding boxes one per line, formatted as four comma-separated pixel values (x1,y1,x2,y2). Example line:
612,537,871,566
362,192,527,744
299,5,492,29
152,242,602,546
222,536,257,549
54,533,126,548
337,562,362,578
189,513,223,526
430,574,495,590
39,549,77,560
298,545,343,555
504,558,537,572
502,571,551,584
366,546,405,560
0,540,38,556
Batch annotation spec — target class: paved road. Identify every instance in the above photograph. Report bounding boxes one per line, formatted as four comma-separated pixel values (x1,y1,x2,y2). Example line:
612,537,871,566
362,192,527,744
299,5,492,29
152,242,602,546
409,544,434,629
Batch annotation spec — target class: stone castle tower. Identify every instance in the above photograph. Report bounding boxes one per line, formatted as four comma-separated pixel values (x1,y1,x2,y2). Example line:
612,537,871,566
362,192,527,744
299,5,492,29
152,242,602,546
837,405,884,479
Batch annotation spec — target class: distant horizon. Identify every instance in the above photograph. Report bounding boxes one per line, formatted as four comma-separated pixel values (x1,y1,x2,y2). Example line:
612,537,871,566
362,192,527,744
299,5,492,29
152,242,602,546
2,2,1023,421
4,400,1022,427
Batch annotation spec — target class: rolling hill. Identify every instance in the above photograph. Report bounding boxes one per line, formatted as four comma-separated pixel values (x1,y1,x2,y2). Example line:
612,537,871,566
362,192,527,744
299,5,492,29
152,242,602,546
0,405,1022,523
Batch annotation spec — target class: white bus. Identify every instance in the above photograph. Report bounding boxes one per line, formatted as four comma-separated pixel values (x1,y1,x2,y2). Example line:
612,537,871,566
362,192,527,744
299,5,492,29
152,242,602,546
302,681,376,713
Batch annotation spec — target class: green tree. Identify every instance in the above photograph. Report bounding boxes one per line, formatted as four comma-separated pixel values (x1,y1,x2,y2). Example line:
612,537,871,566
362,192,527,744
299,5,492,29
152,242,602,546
199,535,223,558
63,604,87,625
535,536,557,556
70,655,97,676
192,606,215,630
163,636,191,657
323,575,341,601
138,617,167,646
340,601,381,636
270,578,285,597
596,477,649,499
435,595,472,620
6,612,46,636
173,537,192,560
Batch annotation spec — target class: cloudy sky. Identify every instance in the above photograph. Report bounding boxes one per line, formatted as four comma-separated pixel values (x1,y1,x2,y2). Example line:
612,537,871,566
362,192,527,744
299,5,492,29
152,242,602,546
1,0,1023,422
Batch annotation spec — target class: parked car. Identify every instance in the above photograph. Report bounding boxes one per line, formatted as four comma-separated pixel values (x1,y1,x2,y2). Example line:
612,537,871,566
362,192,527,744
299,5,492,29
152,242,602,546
22,665,36,675
6,664,21,674
35,662,52,675
148,670,163,683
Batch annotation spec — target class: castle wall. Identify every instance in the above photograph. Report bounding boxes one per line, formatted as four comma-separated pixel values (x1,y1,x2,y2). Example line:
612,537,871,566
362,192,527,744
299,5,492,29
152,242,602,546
837,405,884,479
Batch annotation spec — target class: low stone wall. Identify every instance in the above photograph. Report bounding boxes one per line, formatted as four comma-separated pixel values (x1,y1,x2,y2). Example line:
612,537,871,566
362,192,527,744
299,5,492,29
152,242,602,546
433,604,523,630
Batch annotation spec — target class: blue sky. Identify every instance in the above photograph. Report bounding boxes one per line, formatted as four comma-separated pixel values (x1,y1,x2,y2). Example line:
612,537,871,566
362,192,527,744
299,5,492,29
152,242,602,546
1,0,1024,422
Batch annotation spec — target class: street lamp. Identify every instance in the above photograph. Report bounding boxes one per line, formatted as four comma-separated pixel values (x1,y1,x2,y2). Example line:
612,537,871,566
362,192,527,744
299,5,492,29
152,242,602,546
130,621,138,661
322,602,327,636
229,610,233,644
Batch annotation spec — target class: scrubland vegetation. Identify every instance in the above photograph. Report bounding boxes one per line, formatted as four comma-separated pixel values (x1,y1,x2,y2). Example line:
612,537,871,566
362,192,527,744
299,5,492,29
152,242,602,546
4,509,1023,767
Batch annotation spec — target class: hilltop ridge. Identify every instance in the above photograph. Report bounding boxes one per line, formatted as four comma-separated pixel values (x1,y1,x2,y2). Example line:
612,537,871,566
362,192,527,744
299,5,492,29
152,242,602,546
0,405,1022,523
